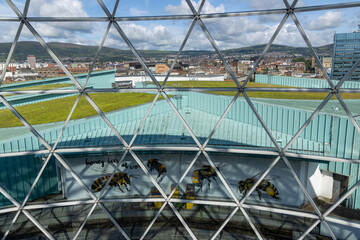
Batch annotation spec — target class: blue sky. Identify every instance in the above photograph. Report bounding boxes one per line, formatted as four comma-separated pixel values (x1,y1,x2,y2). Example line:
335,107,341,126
0,0,359,51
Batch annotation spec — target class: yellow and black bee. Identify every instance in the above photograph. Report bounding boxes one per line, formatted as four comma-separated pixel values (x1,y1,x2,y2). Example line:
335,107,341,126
91,172,131,193
192,165,218,190
238,173,279,200
147,158,167,179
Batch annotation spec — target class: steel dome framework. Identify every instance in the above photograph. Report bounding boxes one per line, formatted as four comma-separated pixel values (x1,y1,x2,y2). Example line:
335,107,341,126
0,0,359,239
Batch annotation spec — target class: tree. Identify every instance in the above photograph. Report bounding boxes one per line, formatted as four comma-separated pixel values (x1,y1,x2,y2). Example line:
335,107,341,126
292,57,306,63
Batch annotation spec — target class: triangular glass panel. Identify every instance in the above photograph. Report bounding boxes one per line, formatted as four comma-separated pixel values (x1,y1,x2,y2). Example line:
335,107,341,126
211,153,280,203
317,219,360,240
107,24,158,90
245,207,318,240
8,26,78,89
202,13,288,89
23,154,67,206
171,22,239,90
77,203,128,239
0,0,20,17
145,204,191,239
7,211,48,239
26,204,94,240
0,211,18,238
116,0,184,17
101,0,119,17
178,203,236,239
214,208,258,240
28,22,115,90
27,0,106,17
56,94,126,149
252,14,331,90
338,93,360,121
207,93,277,150
134,150,199,199
50,153,97,202
101,201,158,239
176,153,234,201
79,21,119,90
86,91,159,146
130,91,198,147
0,154,59,206
285,95,357,159
170,89,238,146
117,19,195,90
242,156,316,215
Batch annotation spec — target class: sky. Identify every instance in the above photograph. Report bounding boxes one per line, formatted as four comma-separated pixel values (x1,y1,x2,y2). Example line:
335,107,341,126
0,0,359,51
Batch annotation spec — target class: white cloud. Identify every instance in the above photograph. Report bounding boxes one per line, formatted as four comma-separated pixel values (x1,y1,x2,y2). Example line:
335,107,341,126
129,7,148,16
165,0,225,14
0,0,347,51
106,23,183,50
26,0,92,39
307,11,345,31
244,0,305,9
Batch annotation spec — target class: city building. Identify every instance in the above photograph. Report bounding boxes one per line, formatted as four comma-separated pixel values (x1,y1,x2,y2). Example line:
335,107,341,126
331,26,360,81
27,55,36,69
155,63,170,74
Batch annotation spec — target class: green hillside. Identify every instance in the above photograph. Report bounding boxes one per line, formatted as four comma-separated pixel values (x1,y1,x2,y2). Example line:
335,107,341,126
0,41,333,61
222,44,333,57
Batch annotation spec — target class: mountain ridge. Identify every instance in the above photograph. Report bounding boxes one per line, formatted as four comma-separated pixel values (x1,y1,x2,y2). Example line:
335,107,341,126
0,41,333,61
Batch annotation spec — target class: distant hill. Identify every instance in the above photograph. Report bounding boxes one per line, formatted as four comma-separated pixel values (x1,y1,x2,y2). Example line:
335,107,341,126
222,44,333,57
0,41,333,62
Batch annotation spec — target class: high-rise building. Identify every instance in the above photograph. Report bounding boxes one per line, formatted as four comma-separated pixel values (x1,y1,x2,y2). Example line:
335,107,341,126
331,27,360,81
27,55,36,69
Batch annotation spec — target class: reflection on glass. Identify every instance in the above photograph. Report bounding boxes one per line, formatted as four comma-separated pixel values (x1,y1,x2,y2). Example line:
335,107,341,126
27,205,94,239
7,212,46,239
247,209,318,239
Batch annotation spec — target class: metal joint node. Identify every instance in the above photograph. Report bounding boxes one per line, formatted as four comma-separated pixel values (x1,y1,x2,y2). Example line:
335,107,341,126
319,215,325,221
279,151,285,157
238,87,245,93
109,17,115,23
331,88,339,94
20,17,26,23
194,14,200,20
287,8,294,14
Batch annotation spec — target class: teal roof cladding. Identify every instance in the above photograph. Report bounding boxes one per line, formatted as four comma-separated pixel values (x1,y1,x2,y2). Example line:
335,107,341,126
0,91,359,208
0,69,115,109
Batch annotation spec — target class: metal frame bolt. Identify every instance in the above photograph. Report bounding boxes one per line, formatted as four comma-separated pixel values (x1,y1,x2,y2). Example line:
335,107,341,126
331,88,339,94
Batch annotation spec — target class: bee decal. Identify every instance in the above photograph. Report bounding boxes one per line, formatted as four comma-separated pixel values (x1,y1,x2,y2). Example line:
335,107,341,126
192,165,218,190
238,173,279,200
91,172,131,193
147,158,167,179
